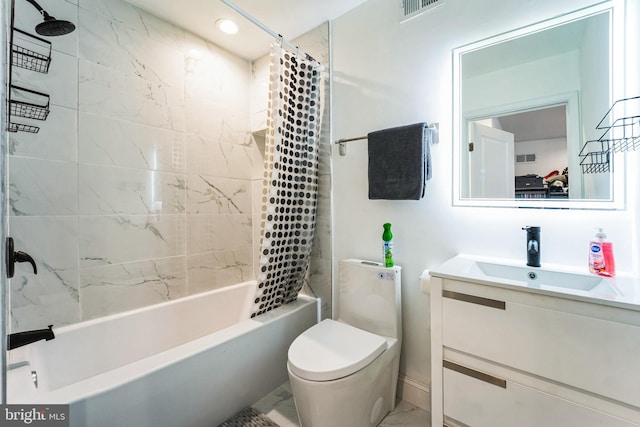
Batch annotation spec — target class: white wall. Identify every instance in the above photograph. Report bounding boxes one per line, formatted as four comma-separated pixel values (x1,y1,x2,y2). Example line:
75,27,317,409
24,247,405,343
514,138,567,177
463,51,581,115
580,11,612,198
626,0,640,275
332,0,638,398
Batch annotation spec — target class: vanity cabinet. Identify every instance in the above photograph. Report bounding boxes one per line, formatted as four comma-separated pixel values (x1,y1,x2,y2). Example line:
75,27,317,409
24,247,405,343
430,277,640,427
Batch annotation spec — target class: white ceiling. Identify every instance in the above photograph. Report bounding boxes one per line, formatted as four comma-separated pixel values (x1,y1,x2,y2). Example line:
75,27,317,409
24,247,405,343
124,0,368,60
498,105,567,143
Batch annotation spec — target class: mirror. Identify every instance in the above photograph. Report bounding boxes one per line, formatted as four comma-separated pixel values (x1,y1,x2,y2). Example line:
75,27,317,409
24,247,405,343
453,2,626,208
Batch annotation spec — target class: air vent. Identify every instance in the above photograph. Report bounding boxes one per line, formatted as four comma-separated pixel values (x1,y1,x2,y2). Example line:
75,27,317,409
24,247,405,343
516,153,536,163
401,0,443,21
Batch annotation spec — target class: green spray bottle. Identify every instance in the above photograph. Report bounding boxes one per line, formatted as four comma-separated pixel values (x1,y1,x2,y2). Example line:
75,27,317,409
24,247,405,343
382,223,394,267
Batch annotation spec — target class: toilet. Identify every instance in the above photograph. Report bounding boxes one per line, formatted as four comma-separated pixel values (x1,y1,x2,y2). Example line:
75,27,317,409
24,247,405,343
287,259,402,427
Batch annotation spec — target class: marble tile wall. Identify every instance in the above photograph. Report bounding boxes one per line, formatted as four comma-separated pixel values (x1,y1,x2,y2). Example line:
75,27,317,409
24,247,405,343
1,0,9,364
8,0,257,329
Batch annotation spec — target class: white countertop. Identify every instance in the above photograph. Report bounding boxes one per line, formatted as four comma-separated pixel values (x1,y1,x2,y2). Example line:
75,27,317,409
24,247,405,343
427,254,640,311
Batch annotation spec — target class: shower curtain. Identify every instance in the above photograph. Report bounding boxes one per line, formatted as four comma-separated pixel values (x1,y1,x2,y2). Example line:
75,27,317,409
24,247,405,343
252,44,322,317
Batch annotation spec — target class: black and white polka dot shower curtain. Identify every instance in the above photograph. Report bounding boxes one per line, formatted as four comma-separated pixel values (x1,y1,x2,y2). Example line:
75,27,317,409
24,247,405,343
252,44,322,317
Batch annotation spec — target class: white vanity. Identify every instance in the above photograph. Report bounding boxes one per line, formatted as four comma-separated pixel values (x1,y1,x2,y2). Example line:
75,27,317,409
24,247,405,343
427,255,640,427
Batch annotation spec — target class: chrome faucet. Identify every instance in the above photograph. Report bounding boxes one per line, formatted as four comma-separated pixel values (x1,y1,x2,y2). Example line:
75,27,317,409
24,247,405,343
8,325,55,350
522,226,541,267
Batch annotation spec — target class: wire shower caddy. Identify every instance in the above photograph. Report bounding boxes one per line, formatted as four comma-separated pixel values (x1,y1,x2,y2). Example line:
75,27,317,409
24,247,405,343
579,96,640,173
11,28,52,73
6,23,53,134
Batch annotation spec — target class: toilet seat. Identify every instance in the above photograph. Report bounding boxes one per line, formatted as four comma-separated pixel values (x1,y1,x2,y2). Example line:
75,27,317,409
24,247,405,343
288,319,387,382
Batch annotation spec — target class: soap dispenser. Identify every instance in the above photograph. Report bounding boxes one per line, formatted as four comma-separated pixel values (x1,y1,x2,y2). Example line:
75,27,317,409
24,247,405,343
589,228,615,277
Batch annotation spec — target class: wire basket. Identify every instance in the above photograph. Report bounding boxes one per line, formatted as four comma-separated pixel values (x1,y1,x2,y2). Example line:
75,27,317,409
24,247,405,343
607,116,640,153
5,104,40,133
9,85,50,120
596,95,640,153
11,28,52,74
7,121,40,133
578,139,610,174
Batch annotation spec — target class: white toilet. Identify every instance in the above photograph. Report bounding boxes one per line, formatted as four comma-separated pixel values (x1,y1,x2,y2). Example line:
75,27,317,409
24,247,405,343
287,259,402,427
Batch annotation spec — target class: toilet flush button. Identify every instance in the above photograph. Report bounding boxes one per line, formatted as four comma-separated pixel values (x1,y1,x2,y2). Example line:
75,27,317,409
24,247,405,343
378,272,395,281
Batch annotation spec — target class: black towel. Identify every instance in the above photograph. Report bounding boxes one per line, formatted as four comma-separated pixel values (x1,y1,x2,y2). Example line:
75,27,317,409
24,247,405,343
367,122,431,200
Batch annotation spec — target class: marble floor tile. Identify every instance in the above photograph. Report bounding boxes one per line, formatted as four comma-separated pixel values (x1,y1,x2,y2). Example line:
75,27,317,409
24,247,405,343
379,400,431,427
252,382,431,427
252,382,300,427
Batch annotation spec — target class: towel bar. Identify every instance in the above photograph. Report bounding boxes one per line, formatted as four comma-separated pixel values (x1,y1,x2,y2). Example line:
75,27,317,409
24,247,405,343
335,123,438,156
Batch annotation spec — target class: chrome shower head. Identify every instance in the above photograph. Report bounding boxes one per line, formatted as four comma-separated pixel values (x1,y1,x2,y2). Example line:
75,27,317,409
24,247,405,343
24,0,76,36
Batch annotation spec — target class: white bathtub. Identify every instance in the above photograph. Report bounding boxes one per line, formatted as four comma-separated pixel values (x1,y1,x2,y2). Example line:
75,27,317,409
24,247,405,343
7,280,318,427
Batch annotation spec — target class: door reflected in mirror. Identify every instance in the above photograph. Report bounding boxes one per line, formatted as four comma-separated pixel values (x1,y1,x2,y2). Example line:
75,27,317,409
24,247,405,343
452,2,625,208
467,105,571,200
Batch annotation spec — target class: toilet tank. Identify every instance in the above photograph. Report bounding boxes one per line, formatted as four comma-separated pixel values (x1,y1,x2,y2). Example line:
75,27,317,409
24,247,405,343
337,259,402,340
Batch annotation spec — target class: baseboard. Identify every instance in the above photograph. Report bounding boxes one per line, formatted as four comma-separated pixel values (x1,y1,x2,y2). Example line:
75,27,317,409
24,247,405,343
398,375,430,412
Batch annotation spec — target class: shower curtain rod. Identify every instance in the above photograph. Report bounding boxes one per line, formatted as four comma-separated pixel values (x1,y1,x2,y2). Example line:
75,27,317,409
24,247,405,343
219,0,319,63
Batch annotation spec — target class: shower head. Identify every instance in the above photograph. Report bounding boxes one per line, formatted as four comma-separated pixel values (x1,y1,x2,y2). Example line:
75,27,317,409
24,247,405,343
35,13,76,36
24,0,76,36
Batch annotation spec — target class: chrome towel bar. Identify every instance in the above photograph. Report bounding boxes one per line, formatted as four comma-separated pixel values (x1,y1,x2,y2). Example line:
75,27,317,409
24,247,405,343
335,123,438,156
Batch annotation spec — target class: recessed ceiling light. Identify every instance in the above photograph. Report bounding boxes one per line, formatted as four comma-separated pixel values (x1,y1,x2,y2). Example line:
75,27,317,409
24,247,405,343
216,18,238,35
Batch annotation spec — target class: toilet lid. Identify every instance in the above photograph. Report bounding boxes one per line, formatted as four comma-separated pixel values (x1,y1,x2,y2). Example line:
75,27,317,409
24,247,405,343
288,319,387,381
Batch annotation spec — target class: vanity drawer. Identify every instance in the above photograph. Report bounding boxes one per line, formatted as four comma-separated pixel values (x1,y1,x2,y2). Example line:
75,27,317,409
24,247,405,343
443,361,639,427
441,287,640,408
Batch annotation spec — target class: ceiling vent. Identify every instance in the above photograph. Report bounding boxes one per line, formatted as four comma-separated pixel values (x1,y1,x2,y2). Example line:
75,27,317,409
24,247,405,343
401,0,444,22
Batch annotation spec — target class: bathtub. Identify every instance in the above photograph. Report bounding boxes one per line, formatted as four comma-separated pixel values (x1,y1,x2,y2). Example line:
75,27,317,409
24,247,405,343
7,280,318,427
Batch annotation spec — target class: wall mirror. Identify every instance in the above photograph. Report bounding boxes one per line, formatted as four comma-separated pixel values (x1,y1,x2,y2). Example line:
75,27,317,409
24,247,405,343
452,2,626,209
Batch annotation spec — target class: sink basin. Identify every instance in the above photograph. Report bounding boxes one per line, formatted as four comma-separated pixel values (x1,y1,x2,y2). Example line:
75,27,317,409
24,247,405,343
429,255,637,309
475,261,605,292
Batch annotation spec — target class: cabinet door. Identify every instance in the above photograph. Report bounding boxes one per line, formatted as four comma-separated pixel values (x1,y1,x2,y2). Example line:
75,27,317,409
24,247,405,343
443,361,639,427
442,288,640,408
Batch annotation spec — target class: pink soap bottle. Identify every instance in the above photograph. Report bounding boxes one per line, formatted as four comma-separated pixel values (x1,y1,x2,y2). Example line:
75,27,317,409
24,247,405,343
588,228,615,277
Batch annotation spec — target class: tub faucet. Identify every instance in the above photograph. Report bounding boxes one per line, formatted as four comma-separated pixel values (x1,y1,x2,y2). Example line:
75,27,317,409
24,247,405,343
522,226,541,267
8,325,55,350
